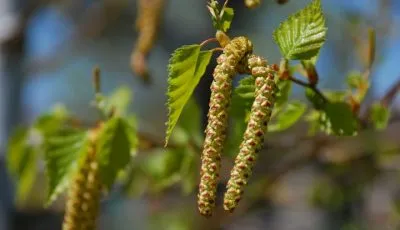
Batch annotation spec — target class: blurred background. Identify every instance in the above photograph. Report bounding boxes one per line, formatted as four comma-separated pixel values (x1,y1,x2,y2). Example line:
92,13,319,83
1,0,400,229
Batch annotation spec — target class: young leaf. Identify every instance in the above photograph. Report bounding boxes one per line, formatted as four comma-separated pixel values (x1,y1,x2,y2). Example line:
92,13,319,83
166,45,213,146
230,76,255,120
34,112,68,138
320,102,358,136
220,7,234,32
324,90,347,102
268,101,307,132
107,86,133,116
273,0,327,60
305,88,325,109
15,146,38,205
304,110,321,135
97,117,133,189
346,71,363,89
180,147,198,195
6,127,40,204
369,102,390,130
207,0,234,32
275,80,292,107
7,127,30,178
126,115,139,155
45,129,90,205
177,98,203,146
235,76,256,99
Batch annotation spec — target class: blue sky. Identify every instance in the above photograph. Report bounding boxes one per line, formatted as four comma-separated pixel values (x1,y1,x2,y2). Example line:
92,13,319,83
22,0,400,116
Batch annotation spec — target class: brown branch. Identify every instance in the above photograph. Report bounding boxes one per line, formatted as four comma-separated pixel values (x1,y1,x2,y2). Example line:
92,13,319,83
381,77,400,108
289,76,328,103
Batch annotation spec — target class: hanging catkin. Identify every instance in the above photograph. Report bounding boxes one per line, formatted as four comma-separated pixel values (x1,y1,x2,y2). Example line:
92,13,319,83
62,142,102,230
244,0,261,9
223,55,277,212
198,37,253,217
131,0,165,81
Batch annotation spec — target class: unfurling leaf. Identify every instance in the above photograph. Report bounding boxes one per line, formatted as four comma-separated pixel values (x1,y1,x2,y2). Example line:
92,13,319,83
207,0,234,32
268,101,307,132
97,117,133,189
166,44,213,146
369,102,390,130
273,0,327,60
45,128,90,206
220,7,234,32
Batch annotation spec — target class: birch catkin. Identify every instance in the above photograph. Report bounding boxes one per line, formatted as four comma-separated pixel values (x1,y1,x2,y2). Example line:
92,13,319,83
198,37,253,217
63,143,102,230
244,0,261,9
131,0,165,80
224,55,277,212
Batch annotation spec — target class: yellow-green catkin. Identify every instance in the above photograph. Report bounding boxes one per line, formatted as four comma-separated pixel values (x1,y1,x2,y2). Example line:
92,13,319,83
131,0,165,80
62,144,102,230
223,55,277,212
198,37,253,217
244,0,261,9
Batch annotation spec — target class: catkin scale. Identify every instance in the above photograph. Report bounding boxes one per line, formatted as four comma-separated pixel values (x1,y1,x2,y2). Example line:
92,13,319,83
223,55,277,212
198,37,253,217
62,144,102,230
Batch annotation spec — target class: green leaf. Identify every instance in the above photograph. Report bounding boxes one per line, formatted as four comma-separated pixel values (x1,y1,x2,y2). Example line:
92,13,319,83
34,113,68,138
268,101,307,132
346,71,369,102
180,147,198,195
15,146,38,205
323,90,347,102
140,148,186,192
369,103,390,130
107,86,133,116
235,76,256,99
230,76,256,118
225,118,247,158
177,98,203,146
7,127,30,178
207,0,234,32
126,115,139,156
320,102,358,136
97,117,132,189
305,88,325,109
45,128,89,205
6,127,40,204
166,45,213,146
273,0,327,60
220,7,234,32
304,110,321,135
275,80,292,107
346,71,363,89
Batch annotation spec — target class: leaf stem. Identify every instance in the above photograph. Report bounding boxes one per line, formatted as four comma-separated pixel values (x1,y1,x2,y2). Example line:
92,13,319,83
200,37,218,47
289,76,328,103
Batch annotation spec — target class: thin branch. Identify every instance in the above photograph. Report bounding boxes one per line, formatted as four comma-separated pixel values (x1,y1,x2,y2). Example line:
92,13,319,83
289,76,328,103
381,77,400,107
